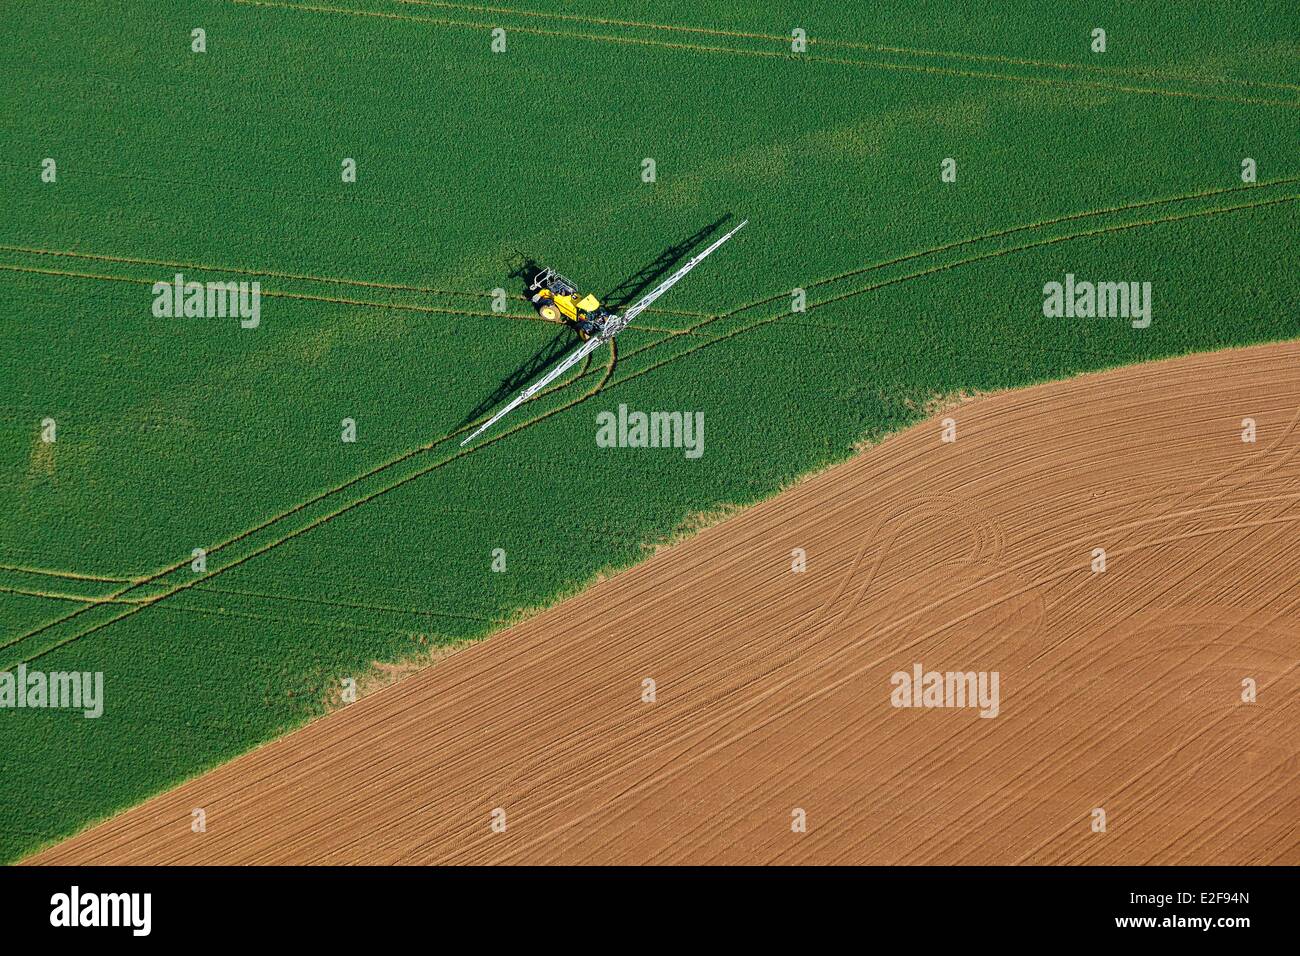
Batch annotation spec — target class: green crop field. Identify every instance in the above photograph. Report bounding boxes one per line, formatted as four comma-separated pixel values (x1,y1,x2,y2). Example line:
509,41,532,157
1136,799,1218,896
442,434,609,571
1,0,1296,861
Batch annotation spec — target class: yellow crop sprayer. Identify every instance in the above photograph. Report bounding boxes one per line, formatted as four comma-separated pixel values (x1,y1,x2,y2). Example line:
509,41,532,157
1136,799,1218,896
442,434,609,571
461,219,747,446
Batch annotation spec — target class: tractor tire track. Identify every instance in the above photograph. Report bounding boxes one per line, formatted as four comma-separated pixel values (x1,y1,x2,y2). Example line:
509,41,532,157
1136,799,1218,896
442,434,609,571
7,342,616,665
0,581,489,626
0,563,136,584
0,242,709,320
232,0,1300,109
721,177,1300,319
0,262,550,326
400,0,1300,94
0,259,702,335
604,191,1300,388
1,339,599,655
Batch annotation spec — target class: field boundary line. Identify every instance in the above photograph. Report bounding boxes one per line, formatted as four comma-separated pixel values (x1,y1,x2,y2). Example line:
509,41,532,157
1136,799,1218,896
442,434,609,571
461,487,1295,862
19,191,1280,654
230,0,1300,109
400,0,1300,94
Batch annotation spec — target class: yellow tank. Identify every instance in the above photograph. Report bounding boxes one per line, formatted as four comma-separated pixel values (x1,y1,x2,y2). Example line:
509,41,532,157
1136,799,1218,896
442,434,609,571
537,289,602,323
529,265,607,330
551,293,579,320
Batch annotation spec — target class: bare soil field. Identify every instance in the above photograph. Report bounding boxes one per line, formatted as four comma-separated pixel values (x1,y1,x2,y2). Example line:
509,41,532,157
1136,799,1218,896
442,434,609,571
31,343,1300,865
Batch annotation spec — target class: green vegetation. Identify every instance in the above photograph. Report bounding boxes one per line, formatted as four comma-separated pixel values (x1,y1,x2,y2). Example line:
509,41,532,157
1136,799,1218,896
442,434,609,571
1,0,1296,861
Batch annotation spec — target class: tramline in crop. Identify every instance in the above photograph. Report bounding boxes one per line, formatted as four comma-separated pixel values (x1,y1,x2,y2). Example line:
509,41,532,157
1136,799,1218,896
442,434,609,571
461,220,748,446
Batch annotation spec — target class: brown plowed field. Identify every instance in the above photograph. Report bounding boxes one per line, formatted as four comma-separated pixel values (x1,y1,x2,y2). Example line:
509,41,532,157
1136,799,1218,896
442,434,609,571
31,343,1300,865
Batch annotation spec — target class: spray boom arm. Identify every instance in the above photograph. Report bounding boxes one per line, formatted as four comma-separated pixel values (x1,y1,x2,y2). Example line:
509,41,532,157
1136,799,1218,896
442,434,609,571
461,219,747,446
